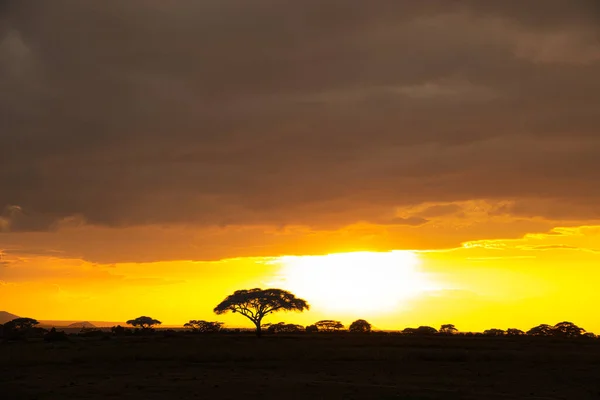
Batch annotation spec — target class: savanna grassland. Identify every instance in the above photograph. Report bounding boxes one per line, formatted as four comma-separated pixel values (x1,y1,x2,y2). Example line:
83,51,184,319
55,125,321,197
2,334,600,400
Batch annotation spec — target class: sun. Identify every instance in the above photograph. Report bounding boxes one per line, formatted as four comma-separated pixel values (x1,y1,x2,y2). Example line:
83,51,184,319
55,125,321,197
271,251,438,315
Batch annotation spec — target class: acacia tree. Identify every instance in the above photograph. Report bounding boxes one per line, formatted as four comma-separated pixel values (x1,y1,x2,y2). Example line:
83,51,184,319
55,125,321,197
213,288,309,337
315,320,345,332
349,319,371,333
126,316,162,329
5,318,39,331
184,320,224,333
439,324,458,335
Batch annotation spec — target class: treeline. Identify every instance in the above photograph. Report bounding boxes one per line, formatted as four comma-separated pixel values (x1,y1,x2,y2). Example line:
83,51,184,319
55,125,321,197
1,317,597,342
1,289,596,342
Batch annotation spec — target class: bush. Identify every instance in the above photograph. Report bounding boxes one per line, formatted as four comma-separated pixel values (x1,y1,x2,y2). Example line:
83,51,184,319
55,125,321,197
44,328,69,342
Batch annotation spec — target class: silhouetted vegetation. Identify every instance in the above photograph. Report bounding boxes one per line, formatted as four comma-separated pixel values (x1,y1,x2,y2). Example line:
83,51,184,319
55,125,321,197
264,322,304,334
111,325,133,336
439,324,458,335
184,320,223,333
314,320,345,332
349,319,371,333
44,327,68,342
213,288,309,337
126,316,162,330
402,326,438,336
2,317,43,340
506,328,525,336
305,324,318,333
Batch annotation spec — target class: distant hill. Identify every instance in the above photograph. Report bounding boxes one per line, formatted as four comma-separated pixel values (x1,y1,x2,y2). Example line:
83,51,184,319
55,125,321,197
67,321,96,329
38,320,124,328
0,311,20,324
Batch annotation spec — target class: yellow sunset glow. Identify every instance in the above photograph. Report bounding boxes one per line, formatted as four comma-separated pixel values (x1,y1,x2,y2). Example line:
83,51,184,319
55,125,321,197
272,251,440,315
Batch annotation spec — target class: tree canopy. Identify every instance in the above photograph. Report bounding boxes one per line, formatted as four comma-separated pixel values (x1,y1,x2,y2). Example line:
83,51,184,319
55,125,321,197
126,316,162,329
349,319,371,333
214,288,309,337
264,322,304,334
552,321,585,337
526,324,554,336
402,326,438,336
439,324,458,334
4,317,39,331
315,320,345,332
184,320,223,333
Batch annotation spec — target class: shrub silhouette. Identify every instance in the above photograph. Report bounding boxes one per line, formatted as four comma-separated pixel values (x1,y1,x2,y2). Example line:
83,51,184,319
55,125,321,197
44,327,69,342
264,322,304,334
305,324,318,333
184,320,223,333
214,288,309,337
126,316,162,330
483,328,505,337
111,325,133,336
402,326,437,336
79,328,106,338
315,320,345,332
349,319,371,333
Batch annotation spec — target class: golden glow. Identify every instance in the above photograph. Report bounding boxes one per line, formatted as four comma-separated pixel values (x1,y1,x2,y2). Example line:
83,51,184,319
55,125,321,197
272,251,439,315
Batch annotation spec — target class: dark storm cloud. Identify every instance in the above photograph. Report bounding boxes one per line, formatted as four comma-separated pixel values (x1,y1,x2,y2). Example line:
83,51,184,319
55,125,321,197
1,0,599,230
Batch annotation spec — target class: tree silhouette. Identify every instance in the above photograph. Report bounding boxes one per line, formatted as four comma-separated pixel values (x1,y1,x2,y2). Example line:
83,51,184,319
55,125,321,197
506,328,525,336
315,320,345,332
126,316,162,329
213,288,309,337
439,324,458,334
184,320,223,333
552,321,585,337
5,317,39,331
402,326,437,336
264,322,304,334
527,324,554,336
305,324,318,333
349,319,371,333
483,328,505,337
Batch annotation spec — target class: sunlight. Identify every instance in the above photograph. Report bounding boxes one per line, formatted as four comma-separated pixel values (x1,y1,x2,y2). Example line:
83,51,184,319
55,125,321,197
271,251,439,315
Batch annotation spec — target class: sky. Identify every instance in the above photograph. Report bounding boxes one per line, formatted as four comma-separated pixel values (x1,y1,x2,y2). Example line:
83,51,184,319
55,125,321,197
1,1,600,332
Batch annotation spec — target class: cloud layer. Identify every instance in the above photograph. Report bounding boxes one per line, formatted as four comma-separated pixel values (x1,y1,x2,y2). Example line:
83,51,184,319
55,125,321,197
2,1,600,231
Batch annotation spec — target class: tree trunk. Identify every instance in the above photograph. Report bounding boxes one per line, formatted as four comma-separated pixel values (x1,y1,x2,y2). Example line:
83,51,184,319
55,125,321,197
255,321,262,338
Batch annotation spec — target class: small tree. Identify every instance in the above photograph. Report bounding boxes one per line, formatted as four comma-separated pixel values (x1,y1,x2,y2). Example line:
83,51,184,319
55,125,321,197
126,316,162,330
349,319,371,333
439,324,458,335
305,324,319,333
314,320,344,332
213,288,309,337
184,320,224,333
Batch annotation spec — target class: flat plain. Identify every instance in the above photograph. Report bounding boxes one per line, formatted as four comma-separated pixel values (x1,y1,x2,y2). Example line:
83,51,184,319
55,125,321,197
2,334,600,400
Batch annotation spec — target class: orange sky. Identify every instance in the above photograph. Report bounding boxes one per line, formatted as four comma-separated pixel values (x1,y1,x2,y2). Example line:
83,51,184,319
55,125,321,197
2,2,600,333
2,218,599,333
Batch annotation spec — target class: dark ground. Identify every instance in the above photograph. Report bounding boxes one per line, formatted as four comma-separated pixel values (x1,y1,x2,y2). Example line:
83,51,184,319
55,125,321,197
2,334,600,400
